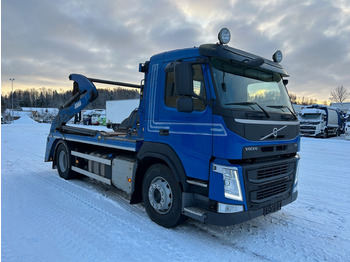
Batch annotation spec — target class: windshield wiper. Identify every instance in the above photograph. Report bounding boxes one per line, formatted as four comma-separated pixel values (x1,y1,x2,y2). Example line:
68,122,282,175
226,102,270,118
267,105,297,119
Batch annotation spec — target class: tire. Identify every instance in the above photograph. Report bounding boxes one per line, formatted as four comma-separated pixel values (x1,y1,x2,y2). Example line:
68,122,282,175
322,129,328,138
55,142,77,180
142,164,187,228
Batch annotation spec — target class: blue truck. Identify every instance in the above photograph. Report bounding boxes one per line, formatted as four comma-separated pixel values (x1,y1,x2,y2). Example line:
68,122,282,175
45,28,300,228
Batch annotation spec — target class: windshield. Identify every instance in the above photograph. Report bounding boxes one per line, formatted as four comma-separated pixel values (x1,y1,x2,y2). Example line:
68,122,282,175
210,58,294,116
299,114,322,120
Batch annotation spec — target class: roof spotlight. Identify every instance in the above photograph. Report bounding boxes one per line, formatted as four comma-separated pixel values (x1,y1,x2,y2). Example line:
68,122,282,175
273,50,283,63
218,28,231,45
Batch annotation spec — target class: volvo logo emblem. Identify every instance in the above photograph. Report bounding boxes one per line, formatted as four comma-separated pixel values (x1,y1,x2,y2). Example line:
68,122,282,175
273,127,278,138
260,126,287,140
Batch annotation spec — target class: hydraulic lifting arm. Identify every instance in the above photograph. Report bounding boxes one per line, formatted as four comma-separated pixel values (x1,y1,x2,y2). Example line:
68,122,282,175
50,74,98,133
50,74,141,133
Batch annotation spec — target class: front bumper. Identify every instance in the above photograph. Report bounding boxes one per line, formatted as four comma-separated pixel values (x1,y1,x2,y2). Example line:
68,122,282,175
204,191,298,226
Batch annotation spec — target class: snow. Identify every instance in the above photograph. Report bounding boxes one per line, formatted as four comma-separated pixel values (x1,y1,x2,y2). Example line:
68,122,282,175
1,121,350,262
12,115,38,125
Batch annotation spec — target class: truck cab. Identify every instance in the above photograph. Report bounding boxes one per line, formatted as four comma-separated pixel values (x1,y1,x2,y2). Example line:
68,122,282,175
299,108,326,137
45,28,300,227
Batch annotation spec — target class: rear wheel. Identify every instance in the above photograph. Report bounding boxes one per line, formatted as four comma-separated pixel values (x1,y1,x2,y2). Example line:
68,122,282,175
142,164,187,228
56,142,77,180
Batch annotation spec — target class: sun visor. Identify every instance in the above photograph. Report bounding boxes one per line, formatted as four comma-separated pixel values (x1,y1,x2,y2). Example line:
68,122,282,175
199,44,289,77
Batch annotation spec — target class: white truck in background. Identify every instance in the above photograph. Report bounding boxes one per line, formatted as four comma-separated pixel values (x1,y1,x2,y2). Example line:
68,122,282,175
298,104,344,138
106,99,139,131
345,109,350,140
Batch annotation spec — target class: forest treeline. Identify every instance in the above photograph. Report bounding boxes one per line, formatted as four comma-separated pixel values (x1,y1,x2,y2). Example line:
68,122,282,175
1,87,140,114
288,93,326,106
2,87,323,115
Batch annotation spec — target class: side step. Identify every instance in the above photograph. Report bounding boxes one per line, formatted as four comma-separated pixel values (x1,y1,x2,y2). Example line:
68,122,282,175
71,150,112,185
183,207,207,222
71,166,111,185
70,150,136,195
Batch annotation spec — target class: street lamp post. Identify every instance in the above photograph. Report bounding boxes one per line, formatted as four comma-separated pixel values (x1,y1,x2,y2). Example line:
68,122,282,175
10,78,15,123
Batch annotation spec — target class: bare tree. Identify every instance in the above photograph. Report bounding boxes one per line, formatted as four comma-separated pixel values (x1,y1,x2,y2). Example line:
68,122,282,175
329,85,349,103
289,93,297,104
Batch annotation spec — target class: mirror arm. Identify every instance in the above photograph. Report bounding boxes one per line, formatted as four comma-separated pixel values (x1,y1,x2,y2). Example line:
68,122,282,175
188,93,214,107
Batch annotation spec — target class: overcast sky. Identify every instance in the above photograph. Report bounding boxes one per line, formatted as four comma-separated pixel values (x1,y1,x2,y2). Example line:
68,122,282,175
2,0,350,102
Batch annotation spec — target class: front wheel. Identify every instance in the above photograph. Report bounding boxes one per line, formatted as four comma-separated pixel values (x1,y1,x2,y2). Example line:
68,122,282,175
142,164,187,228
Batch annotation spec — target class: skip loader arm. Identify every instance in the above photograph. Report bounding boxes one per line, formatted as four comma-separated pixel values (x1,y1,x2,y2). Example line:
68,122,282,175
50,74,98,133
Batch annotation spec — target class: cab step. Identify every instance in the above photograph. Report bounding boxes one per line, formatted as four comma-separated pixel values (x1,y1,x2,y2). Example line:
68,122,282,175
183,207,207,221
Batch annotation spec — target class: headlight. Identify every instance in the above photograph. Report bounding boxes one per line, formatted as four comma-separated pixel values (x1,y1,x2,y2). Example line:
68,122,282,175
213,164,243,201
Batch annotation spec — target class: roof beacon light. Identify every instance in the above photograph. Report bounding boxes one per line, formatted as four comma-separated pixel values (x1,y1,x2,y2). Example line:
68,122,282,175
218,28,231,45
273,50,283,63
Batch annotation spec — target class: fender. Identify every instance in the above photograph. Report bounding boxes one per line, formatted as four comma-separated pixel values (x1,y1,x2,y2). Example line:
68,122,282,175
137,142,189,191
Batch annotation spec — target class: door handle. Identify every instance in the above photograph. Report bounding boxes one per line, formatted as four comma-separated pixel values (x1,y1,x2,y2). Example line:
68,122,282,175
159,129,169,136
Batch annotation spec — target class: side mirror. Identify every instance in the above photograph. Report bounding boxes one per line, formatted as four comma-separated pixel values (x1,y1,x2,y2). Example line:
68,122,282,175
175,62,193,96
283,79,289,86
176,97,194,113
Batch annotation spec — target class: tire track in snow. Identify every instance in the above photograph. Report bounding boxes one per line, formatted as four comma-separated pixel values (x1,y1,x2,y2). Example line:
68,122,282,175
15,161,150,229
182,209,349,262
178,221,273,262
2,171,113,261
2,150,151,261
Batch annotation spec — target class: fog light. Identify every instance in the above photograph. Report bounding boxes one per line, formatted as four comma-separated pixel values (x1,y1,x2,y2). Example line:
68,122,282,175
218,203,244,213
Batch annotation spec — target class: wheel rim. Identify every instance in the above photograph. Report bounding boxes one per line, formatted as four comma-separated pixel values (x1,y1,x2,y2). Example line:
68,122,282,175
148,176,173,214
58,150,67,172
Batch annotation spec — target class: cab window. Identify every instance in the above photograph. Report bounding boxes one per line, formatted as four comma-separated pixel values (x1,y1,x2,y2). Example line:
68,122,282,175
164,64,206,111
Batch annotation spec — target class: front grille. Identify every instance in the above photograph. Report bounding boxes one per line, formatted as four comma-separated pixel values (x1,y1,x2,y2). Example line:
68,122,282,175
256,183,288,200
301,126,316,130
257,163,289,180
301,130,315,135
243,158,296,210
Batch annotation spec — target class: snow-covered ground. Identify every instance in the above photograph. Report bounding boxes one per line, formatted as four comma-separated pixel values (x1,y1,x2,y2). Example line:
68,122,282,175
1,118,350,262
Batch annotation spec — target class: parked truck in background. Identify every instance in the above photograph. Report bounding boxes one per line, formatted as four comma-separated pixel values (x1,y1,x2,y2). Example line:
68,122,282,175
106,99,139,131
298,104,344,138
90,109,106,126
345,110,350,141
45,28,300,228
